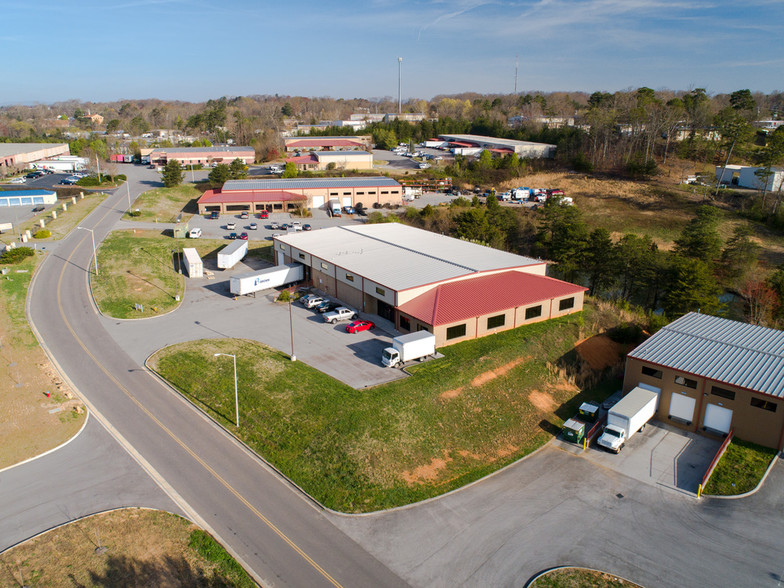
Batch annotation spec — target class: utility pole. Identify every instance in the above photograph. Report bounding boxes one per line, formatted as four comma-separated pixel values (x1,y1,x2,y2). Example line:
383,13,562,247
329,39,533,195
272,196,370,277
398,57,403,114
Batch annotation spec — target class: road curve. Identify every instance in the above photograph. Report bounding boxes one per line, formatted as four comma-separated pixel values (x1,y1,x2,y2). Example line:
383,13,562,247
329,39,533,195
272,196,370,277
27,169,409,588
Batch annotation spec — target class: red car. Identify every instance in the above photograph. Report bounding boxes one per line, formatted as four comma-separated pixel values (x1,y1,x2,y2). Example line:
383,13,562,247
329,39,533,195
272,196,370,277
346,320,375,334
239,232,249,240
258,210,269,219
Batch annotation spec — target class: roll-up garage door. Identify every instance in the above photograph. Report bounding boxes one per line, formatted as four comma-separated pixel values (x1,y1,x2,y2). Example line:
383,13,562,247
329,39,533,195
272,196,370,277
703,404,733,434
342,196,353,207
669,394,696,424
311,196,325,209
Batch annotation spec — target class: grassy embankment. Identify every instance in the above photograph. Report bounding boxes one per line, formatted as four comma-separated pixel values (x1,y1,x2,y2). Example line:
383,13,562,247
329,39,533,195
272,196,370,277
90,229,272,319
124,184,202,223
0,509,254,587
530,567,643,588
703,438,777,495
149,302,628,513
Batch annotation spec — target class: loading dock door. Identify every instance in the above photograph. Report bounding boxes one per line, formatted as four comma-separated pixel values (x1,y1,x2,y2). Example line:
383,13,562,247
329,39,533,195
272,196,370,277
342,196,352,207
312,196,325,209
703,404,733,434
669,394,696,424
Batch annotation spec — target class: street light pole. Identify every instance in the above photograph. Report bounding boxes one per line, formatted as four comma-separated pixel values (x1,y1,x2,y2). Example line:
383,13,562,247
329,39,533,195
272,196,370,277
288,298,296,362
214,353,239,427
77,226,99,276
397,57,403,114
126,181,131,210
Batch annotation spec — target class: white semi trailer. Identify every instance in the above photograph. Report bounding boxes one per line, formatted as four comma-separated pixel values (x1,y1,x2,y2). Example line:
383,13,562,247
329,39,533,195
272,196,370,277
597,387,658,453
381,331,437,368
217,240,248,270
230,264,303,296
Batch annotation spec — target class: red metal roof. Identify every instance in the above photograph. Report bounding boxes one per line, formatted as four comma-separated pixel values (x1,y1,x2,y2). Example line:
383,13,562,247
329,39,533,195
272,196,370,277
198,189,306,204
398,271,587,326
286,153,318,164
286,139,363,148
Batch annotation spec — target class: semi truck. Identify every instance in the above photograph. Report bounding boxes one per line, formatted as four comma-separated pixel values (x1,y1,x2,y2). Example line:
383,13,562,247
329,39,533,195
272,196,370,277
597,387,658,453
381,331,437,368
217,240,248,270
229,263,303,296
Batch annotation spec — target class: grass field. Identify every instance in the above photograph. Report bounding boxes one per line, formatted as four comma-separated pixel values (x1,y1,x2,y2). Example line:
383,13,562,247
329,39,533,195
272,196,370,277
703,438,777,495
0,253,85,469
149,304,625,512
125,185,202,223
531,567,642,588
0,509,254,587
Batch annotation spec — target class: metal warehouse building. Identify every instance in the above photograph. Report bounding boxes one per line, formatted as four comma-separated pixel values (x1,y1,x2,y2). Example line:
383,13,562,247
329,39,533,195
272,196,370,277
198,177,403,214
285,150,374,171
273,224,586,347
625,312,784,449
438,134,557,158
0,143,70,172
283,136,372,152
149,146,255,167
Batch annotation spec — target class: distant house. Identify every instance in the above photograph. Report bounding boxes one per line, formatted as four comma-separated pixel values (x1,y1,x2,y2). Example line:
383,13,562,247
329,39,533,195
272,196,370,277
80,113,104,125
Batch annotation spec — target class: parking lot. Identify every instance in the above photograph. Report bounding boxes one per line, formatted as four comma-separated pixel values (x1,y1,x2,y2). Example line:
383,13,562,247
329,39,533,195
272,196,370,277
558,421,721,496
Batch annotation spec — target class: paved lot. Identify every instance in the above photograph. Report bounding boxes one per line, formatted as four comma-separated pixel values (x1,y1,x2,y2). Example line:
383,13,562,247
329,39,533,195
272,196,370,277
557,421,721,496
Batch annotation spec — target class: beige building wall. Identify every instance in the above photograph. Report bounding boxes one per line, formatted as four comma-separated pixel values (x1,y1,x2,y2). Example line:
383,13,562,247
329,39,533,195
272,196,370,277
513,300,554,326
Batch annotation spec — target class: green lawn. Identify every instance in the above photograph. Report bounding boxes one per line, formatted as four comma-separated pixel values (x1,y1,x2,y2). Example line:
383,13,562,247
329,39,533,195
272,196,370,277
125,184,202,223
531,568,641,588
703,438,777,495
149,306,621,512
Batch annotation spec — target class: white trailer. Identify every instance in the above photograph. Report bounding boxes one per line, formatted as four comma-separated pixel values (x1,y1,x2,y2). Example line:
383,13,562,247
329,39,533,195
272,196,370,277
597,387,658,453
217,240,248,270
229,263,303,296
182,247,203,278
381,331,436,368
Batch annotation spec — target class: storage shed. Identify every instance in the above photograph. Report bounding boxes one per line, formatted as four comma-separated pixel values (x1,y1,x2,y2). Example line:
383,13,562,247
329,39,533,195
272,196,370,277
182,247,203,278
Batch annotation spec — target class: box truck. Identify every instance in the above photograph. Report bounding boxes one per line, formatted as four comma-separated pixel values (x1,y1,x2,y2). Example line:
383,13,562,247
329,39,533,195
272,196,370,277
229,264,303,296
597,387,658,453
217,240,248,270
381,331,436,368
182,248,203,278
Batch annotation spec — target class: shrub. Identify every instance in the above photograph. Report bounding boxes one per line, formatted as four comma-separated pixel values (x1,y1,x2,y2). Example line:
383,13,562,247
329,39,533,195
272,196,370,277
128,210,142,217
115,174,127,182
0,246,35,264
607,322,644,344
277,290,291,302
77,176,101,186
34,229,51,239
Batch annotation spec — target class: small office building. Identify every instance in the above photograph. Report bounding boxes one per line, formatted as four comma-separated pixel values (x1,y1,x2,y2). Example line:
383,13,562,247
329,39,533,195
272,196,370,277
273,224,586,347
625,312,784,449
149,146,255,167
285,150,373,171
0,190,58,208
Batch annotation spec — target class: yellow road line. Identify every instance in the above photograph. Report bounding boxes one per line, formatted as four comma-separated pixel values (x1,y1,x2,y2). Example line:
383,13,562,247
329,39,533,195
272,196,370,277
59,204,343,588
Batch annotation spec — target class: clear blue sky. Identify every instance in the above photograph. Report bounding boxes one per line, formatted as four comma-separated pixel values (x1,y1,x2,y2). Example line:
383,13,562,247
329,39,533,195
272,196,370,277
3,0,782,105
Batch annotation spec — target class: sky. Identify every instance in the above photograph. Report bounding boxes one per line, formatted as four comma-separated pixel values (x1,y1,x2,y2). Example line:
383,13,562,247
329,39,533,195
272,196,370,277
2,0,783,105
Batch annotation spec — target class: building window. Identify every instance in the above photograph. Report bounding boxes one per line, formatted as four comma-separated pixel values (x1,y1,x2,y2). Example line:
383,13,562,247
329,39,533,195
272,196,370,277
711,386,735,400
368,191,376,195
298,253,305,260
343,191,351,195
525,305,542,320
320,262,328,270
487,314,505,329
751,398,777,412
278,244,286,251
559,297,575,311
345,273,354,282
446,324,467,340
381,191,389,194
675,376,698,389
357,191,365,195
376,286,385,296
330,192,338,196
641,366,662,379
400,316,411,331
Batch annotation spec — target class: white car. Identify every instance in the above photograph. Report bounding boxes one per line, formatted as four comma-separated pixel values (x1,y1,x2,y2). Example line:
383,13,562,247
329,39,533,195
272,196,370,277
9,177,26,184
291,221,302,231
189,227,202,238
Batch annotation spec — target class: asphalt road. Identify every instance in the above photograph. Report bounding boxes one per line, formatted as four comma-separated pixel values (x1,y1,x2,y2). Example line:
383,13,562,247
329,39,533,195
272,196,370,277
0,415,181,552
26,165,409,588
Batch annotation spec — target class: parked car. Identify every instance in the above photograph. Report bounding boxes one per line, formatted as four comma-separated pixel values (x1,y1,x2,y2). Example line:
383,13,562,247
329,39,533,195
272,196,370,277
32,206,45,213
346,320,375,334
249,222,258,230
9,177,26,184
342,206,355,215
303,224,312,231
323,307,357,324
303,296,324,309
228,232,238,240
240,211,249,219
189,227,202,238
60,176,80,185
239,232,249,240
291,221,302,231
25,171,43,179
258,210,269,219
281,223,289,230
269,221,280,230
316,300,341,313
209,211,220,220
226,222,236,230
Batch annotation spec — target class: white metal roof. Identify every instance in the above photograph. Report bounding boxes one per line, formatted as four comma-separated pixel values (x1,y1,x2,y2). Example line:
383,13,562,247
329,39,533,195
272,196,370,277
223,177,400,191
438,134,556,149
628,312,784,398
275,224,541,292
0,143,69,157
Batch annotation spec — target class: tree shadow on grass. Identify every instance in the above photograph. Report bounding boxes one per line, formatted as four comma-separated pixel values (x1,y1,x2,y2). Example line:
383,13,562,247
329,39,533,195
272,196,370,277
85,554,238,587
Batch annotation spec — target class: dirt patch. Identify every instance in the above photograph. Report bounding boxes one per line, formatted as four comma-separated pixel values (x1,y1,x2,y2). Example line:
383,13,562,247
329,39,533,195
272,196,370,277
439,386,464,400
470,356,528,387
401,454,453,484
495,444,518,459
529,390,557,412
575,334,624,371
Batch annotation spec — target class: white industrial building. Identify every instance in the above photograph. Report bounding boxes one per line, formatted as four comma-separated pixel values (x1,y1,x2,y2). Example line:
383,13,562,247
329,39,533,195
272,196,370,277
716,165,784,191
438,134,557,158
0,190,58,208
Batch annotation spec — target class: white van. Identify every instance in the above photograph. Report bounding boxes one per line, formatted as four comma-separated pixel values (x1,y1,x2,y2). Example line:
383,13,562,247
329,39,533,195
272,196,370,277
189,227,202,238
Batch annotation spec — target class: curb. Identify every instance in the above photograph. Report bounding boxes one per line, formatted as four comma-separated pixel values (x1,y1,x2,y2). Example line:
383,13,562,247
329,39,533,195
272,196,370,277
524,565,643,588
702,452,780,500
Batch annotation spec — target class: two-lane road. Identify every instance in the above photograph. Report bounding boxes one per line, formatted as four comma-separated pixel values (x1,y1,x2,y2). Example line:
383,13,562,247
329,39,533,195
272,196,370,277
27,168,408,587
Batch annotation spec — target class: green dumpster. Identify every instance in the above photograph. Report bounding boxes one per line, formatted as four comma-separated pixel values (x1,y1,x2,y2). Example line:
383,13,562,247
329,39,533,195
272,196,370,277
562,418,586,444
579,401,600,423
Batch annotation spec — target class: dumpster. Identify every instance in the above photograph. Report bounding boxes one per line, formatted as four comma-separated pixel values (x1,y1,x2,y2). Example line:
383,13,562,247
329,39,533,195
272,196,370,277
562,418,586,443
579,401,600,423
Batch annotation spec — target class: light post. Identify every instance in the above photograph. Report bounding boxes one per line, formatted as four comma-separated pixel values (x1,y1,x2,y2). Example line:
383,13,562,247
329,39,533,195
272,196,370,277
95,155,102,184
77,226,99,276
214,353,239,427
126,181,131,210
397,57,403,114
288,298,296,362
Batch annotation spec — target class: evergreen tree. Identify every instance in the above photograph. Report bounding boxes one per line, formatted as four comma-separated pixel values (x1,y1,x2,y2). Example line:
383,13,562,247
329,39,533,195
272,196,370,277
161,160,183,188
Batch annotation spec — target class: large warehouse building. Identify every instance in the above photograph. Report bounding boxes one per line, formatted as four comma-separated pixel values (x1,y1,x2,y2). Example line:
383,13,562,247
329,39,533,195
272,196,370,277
438,134,557,158
0,143,70,173
624,312,784,449
285,150,374,171
273,224,586,346
198,177,403,214
149,146,255,167
283,136,372,152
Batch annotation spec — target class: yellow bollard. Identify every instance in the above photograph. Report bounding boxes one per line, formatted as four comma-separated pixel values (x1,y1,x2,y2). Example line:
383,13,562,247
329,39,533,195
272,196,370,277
697,483,702,498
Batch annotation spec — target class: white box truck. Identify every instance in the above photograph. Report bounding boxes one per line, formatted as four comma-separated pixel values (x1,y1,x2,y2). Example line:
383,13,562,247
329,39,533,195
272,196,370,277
217,240,248,270
597,387,658,453
182,247,203,278
230,264,303,296
381,331,436,368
